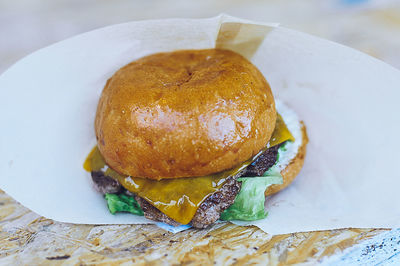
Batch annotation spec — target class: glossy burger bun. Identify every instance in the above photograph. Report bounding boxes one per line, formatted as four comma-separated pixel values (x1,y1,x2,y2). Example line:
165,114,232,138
95,49,276,180
265,123,308,196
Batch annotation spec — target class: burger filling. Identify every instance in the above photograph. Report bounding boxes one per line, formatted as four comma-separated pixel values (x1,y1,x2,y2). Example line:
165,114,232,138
84,101,302,228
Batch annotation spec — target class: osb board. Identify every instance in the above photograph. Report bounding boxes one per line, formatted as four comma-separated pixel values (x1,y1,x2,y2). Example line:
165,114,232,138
0,190,387,265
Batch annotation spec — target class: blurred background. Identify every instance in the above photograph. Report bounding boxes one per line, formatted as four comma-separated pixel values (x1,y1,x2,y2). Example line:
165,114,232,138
1,0,400,74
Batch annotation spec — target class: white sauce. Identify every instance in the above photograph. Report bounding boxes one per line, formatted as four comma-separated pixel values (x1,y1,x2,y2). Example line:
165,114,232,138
273,100,303,171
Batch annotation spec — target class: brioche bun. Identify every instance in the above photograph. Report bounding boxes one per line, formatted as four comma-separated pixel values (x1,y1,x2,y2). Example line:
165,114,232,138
95,49,276,180
265,123,308,196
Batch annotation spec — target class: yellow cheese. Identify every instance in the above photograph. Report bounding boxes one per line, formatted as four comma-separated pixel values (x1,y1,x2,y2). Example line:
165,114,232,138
84,113,294,224
267,113,295,148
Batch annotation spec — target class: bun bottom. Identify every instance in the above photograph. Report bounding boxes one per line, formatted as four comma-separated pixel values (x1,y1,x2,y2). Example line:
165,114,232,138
265,122,308,196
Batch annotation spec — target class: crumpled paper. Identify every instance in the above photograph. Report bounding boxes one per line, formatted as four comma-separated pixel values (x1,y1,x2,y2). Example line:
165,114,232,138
1,15,400,235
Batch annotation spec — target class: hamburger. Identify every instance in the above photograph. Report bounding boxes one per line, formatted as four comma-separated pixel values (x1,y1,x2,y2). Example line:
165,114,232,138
84,49,308,228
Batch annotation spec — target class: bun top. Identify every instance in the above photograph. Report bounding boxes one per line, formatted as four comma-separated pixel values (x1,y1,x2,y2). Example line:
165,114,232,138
95,49,276,180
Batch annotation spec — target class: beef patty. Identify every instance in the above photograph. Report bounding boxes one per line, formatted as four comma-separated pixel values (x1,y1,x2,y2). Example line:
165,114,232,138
91,171,122,194
242,143,282,176
134,176,241,228
91,142,283,228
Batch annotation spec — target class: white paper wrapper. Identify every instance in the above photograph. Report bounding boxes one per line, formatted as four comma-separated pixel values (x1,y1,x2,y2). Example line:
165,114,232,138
1,15,400,235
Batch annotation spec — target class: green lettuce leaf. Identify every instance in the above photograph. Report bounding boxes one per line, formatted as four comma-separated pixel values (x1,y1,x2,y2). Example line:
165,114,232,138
105,193,144,216
220,169,283,221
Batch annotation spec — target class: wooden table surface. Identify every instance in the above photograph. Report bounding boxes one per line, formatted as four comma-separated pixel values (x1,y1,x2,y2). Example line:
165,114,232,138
0,189,389,265
1,0,400,265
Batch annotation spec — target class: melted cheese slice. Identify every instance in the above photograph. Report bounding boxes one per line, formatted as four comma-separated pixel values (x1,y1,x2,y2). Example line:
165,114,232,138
84,113,294,224
268,113,295,147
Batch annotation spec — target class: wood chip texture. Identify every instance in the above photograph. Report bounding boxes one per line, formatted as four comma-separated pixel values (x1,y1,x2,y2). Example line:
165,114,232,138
0,189,388,265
